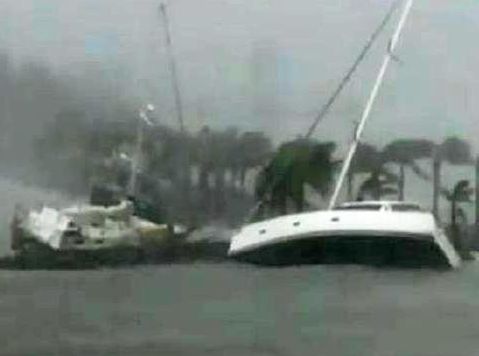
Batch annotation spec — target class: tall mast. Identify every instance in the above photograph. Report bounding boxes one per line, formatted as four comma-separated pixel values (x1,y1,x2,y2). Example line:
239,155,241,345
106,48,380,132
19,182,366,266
159,3,185,133
128,105,155,196
328,0,414,210
159,2,191,195
245,3,400,221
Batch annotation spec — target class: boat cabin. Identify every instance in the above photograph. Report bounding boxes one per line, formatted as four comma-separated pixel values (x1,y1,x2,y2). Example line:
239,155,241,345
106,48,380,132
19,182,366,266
334,201,424,212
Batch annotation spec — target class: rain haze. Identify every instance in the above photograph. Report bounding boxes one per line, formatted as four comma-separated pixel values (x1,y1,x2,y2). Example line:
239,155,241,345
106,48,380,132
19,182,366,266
0,0,477,149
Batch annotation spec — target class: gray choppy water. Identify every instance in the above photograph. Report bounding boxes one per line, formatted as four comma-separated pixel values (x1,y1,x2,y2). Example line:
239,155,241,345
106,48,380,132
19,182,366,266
2,264,479,356
1,178,479,356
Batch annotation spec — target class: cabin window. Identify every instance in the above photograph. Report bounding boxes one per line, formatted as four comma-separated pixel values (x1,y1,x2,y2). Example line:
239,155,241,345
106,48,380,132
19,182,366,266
391,204,422,212
334,204,382,211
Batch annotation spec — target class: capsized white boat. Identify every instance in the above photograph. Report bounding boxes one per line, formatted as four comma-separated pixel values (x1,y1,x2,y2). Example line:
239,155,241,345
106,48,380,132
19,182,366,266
229,0,463,268
228,201,461,268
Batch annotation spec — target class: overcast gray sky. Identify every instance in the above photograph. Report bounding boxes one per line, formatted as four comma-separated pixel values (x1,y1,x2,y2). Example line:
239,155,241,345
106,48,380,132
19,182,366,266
0,0,477,152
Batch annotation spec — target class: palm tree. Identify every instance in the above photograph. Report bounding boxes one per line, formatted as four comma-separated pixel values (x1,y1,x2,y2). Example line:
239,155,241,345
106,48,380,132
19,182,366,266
381,139,435,200
432,137,473,218
438,137,472,165
357,170,398,200
476,157,479,229
447,179,474,258
254,138,337,218
209,128,240,215
195,125,213,195
349,143,383,200
148,124,193,187
235,131,272,191
347,142,400,201
350,137,471,207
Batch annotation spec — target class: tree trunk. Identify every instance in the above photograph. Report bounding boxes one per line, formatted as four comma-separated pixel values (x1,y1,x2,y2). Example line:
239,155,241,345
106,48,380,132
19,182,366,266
432,156,441,219
198,166,210,193
347,170,354,201
476,156,479,228
183,161,192,190
213,168,226,216
230,167,239,190
372,172,381,200
293,182,305,212
239,167,247,190
398,164,405,201
272,185,287,216
451,196,457,227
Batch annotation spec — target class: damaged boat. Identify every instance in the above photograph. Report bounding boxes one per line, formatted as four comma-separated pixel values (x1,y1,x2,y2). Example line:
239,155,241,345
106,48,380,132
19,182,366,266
9,102,193,268
10,197,188,268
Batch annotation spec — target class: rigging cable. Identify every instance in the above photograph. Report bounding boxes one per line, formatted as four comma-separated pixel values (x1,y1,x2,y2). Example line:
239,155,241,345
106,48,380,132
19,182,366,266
247,0,402,220
304,0,401,139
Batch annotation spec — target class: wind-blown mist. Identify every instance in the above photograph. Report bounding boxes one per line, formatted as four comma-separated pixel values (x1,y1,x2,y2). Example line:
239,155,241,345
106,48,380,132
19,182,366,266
0,52,138,187
1,0,478,150
0,49,273,230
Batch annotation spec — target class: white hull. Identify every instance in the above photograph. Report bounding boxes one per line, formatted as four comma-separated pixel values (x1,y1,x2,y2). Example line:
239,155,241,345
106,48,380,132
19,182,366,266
229,204,461,268
13,201,186,253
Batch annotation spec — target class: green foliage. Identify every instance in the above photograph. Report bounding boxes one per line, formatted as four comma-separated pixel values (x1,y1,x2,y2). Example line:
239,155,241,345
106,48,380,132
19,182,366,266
358,171,398,200
438,137,473,165
449,180,473,203
351,143,383,174
255,138,337,214
350,143,398,200
381,139,434,164
352,137,472,201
